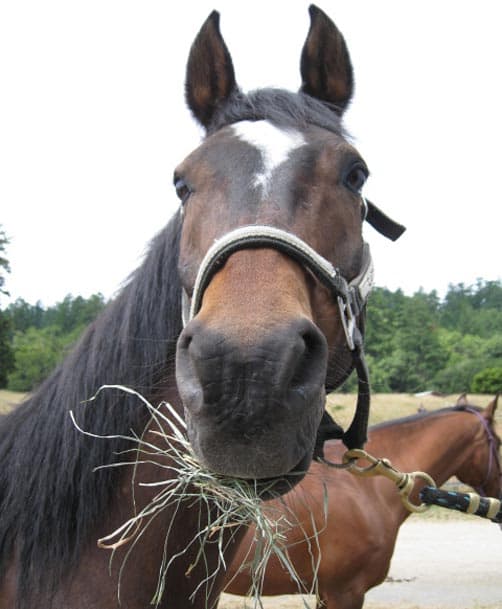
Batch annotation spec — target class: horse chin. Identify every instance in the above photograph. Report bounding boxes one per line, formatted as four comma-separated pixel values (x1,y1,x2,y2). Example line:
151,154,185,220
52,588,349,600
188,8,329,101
185,415,314,499
251,450,312,500
184,399,322,485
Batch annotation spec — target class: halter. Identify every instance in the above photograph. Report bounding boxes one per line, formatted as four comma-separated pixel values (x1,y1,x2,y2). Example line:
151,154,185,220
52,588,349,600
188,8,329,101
419,406,502,524
463,406,502,497
180,197,405,454
181,223,375,452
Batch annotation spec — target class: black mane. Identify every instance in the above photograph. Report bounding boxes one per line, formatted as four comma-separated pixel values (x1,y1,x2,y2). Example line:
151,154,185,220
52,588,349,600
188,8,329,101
0,210,183,605
207,88,347,136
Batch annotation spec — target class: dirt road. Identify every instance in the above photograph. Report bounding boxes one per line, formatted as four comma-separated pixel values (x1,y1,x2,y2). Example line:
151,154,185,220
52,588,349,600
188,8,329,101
219,518,502,608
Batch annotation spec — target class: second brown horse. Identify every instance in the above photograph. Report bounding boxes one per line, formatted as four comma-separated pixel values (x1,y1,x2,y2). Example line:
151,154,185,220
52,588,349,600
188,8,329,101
224,396,501,609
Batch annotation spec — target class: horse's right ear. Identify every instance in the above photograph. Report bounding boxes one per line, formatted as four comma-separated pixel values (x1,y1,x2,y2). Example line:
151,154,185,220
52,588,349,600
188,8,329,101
185,11,237,129
484,395,499,421
300,5,354,112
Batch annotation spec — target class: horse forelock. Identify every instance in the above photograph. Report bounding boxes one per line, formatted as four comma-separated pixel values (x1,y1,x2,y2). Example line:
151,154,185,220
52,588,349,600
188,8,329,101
206,88,347,137
0,210,183,606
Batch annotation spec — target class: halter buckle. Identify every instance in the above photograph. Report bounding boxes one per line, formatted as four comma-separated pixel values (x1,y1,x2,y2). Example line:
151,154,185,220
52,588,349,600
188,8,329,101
337,295,356,351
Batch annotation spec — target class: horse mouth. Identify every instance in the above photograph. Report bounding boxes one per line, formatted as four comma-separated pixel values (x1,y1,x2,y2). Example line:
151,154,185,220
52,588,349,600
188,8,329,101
246,450,312,500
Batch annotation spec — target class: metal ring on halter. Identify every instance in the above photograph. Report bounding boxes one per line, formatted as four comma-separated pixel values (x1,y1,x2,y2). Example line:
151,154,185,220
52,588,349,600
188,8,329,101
337,296,357,351
361,196,368,221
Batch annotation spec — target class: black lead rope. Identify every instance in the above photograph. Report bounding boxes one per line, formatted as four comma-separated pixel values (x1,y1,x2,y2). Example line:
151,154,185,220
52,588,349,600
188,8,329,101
342,340,370,450
419,486,502,524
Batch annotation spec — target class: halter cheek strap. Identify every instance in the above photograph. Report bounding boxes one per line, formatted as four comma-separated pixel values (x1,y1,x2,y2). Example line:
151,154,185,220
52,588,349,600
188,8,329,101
181,224,374,451
463,407,502,497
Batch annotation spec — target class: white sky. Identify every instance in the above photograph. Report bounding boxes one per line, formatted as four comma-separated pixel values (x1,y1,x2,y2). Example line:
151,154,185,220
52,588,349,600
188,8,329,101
1,0,501,307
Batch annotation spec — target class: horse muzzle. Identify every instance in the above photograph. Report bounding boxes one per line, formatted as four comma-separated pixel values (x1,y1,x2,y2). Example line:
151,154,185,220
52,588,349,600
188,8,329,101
175,224,379,485
176,314,328,480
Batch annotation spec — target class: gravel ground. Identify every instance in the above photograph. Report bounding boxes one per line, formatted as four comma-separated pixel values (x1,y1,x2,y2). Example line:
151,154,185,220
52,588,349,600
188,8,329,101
219,519,502,609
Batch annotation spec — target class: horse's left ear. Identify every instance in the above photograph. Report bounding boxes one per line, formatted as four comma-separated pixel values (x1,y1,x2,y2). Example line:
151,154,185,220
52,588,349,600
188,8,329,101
185,11,237,129
456,393,469,407
484,395,499,421
300,5,354,112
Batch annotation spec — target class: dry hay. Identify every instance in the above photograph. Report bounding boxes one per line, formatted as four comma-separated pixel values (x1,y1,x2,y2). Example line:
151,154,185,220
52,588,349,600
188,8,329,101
71,385,322,608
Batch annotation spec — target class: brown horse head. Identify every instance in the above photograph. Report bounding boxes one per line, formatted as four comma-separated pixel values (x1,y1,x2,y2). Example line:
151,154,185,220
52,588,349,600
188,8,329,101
174,7,397,487
455,395,501,499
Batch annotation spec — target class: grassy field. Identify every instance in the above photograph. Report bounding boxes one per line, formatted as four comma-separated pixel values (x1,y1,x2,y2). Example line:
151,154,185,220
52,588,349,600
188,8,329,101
2,389,495,421
0,389,27,414
326,391,500,428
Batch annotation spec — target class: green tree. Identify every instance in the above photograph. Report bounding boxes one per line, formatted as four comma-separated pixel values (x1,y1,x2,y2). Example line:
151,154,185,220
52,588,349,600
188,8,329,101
0,310,15,387
6,294,107,391
0,226,10,297
362,282,501,394
365,288,406,360
432,330,483,393
471,367,502,394
440,280,502,337
7,293,106,334
44,293,105,333
0,225,15,387
380,291,447,392
7,326,70,392
440,283,475,334
471,279,502,310
5,298,45,332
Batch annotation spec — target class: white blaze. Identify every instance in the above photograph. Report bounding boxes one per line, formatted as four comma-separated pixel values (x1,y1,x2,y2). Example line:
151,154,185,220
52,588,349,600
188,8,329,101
232,121,306,192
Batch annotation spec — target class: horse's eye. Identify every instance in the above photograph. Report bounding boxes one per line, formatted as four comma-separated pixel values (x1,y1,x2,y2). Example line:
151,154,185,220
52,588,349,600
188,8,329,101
344,163,368,194
174,176,192,204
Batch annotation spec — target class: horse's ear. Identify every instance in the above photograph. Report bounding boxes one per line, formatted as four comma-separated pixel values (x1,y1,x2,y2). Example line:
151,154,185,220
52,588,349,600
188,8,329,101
300,5,354,112
484,395,499,421
185,11,237,129
456,393,469,406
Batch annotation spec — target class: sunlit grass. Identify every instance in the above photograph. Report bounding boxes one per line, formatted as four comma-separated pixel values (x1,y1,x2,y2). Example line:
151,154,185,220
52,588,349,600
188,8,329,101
0,389,27,414
326,392,499,428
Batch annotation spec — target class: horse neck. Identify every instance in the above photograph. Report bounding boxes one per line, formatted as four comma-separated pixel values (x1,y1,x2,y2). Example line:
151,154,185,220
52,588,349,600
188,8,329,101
368,410,482,502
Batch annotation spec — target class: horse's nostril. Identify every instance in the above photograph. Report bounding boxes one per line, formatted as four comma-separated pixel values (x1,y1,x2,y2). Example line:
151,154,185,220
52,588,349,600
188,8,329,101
290,322,328,392
178,332,192,351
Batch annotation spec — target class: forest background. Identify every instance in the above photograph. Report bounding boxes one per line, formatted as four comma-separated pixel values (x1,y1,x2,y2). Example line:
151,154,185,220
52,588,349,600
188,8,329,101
1,222,501,394
1,278,501,395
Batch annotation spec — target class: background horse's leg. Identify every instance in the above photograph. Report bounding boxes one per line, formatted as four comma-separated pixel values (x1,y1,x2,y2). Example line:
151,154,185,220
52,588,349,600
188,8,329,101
318,588,365,609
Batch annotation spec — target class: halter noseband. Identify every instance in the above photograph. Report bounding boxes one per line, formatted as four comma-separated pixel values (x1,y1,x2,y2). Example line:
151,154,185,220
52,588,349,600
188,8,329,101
183,225,373,336
181,223,374,452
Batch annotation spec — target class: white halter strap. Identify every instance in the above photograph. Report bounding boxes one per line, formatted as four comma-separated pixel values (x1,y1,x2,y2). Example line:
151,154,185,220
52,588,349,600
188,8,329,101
181,225,374,351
